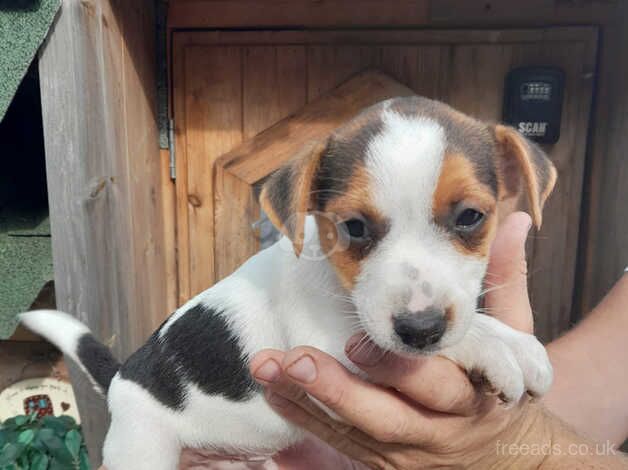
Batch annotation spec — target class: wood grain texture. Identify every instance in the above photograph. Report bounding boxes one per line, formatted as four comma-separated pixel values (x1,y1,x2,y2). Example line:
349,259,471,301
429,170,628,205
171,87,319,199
169,0,430,29
38,0,166,461
177,46,243,299
174,28,597,343
578,3,628,316
214,71,415,280
167,0,617,30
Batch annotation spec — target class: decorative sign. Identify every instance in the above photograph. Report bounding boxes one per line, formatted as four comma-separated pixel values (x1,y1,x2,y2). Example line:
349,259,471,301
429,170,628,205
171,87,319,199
0,377,80,423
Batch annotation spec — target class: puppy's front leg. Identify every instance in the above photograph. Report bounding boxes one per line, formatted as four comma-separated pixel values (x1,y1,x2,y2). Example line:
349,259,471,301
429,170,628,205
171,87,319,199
440,314,553,403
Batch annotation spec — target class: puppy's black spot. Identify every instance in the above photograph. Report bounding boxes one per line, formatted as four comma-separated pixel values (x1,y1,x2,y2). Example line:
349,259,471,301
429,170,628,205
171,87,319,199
315,117,383,209
76,334,120,392
120,305,260,410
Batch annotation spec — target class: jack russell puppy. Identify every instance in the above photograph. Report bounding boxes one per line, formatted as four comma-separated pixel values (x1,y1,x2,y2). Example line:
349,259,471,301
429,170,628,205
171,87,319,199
20,96,556,470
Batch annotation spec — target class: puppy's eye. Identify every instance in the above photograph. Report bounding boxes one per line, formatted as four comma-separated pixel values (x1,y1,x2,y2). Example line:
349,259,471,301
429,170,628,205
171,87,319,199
343,219,369,240
454,208,484,230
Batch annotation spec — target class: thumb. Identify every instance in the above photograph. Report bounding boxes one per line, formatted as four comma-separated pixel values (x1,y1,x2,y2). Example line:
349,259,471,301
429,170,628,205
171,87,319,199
484,211,534,333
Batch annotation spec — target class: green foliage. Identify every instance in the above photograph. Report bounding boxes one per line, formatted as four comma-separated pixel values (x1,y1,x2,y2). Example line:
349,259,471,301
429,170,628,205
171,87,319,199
0,414,90,470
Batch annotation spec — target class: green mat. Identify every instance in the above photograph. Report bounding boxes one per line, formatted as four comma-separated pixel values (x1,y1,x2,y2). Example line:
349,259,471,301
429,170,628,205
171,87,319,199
0,207,53,339
0,0,61,122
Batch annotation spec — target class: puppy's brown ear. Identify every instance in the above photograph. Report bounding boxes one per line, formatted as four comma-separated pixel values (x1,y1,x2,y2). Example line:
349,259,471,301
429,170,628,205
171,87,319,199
259,141,327,257
493,125,557,228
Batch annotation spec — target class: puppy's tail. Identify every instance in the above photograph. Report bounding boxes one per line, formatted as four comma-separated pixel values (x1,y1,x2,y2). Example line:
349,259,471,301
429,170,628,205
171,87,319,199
19,310,120,394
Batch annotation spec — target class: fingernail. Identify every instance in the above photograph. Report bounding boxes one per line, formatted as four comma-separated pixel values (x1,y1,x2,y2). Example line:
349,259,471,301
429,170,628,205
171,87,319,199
253,359,281,383
266,391,290,408
345,334,386,366
286,355,317,383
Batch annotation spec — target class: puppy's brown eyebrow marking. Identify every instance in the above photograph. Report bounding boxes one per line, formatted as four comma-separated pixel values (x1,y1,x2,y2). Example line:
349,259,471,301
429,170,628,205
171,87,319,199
433,152,497,258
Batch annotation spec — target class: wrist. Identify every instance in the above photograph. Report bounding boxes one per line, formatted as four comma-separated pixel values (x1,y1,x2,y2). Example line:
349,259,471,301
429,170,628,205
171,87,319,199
468,400,552,469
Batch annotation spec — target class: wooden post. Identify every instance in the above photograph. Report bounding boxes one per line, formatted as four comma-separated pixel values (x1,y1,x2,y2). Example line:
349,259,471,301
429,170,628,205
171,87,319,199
38,0,168,463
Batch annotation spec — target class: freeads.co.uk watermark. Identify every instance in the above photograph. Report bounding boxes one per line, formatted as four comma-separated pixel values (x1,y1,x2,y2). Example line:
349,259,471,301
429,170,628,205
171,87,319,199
496,440,618,457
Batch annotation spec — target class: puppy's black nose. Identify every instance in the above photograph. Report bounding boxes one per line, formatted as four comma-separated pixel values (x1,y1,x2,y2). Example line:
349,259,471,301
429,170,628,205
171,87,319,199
393,307,446,350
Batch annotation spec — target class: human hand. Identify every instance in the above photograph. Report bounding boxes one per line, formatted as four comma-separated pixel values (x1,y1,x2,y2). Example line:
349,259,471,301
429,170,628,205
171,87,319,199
249,212,550,469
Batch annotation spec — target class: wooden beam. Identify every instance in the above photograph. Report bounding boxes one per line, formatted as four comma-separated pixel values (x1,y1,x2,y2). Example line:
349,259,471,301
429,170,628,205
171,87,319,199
38,0,166,463
169,0,430,29
168,0,618,30
213,71,415,280
578,2,628,316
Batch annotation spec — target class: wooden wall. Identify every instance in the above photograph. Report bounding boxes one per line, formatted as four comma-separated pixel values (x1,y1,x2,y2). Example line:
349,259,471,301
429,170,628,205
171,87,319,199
38,0,168,463
168,0,628,321
171,28,596,343
579,1,628,315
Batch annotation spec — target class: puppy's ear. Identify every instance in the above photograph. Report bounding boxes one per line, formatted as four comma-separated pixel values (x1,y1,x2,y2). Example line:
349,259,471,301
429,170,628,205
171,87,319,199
493,125,557,228
259,141,327,257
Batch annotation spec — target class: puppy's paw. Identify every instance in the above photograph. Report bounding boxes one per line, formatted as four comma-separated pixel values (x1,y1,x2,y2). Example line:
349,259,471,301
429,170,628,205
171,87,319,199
440,315,553,404
506,332,553,398
441,336,525,404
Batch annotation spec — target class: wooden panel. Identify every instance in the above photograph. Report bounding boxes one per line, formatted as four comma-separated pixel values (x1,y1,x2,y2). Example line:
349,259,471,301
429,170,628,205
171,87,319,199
307,46,380,100
169,0,430,29
579,2,628,315
39,0,166,462
177,46,243,299
173,28,597,344
379,46,450,100
168,0,618,30
214,71,415,279
243,46,307,139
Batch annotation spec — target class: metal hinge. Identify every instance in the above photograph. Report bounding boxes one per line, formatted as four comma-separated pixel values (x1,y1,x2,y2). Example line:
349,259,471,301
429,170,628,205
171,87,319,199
168,119,176,180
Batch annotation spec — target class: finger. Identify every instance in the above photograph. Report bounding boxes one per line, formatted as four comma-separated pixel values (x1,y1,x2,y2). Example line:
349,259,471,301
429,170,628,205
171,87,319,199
345,334,479,415
485,211,533,333
265,391,393,470
255,346,442,446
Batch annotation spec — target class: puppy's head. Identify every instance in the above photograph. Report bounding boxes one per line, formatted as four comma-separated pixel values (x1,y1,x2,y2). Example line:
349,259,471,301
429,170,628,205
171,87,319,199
260,96,556,355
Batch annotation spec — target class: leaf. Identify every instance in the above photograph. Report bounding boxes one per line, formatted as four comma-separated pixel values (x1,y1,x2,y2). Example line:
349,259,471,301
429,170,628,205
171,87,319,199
16,430,34,446
13,417,27,428
0,443,25,466
79,450,91,470
30,453,50,470
49,457,73,470
40,430,73,465
41,417,70,436
65,429,82,459
57,416,77,429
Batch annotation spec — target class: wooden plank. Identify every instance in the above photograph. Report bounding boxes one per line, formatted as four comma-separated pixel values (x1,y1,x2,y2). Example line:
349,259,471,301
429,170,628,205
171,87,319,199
160,148,179,313
171,28,592,48
428,0,617,26
242,46,307,139
213,71,415,280
181,46,243,298
169,0,430,29
39,0,164,462
578,3,628,315
168,0,618,30
307,45,379,100
379,45,450,101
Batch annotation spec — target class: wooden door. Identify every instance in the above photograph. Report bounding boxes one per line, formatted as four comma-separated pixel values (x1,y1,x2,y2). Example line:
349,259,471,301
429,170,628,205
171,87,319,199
172,28,597,342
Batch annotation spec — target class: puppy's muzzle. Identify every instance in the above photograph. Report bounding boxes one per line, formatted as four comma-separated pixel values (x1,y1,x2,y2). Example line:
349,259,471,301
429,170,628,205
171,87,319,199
393,307,446,350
